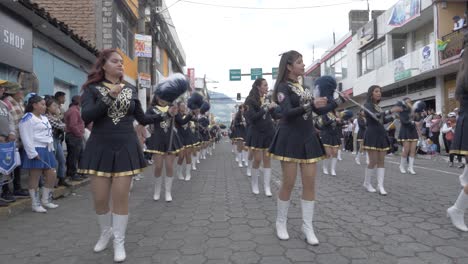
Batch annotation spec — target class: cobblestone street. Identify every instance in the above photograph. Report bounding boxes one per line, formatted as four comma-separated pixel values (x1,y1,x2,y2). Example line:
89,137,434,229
1,141,468,264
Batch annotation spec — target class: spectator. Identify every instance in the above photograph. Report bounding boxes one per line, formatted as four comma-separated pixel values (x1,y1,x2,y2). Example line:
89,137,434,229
442,112,463,167
19,93,59,213
64,95,85,181
1,81,29,199
45,97,70,187
430,113,442,153
54,91,66,121
0,81,18,206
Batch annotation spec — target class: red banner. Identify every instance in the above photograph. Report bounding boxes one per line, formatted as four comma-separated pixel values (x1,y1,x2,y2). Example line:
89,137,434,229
187,68,195,91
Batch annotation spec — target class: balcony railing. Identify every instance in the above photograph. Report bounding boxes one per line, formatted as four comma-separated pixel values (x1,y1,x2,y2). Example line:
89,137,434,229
440,30,464,62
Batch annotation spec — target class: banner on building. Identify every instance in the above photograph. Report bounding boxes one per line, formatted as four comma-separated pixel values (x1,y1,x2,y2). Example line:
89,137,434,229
388,0,421,27
187,68,195,90
135,34,152,58
358,19,377,49
394,53,412,81
138,72,151,89
420,45,435,73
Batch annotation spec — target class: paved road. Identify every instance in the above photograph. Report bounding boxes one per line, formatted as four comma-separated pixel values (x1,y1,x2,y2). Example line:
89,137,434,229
1,141,467,264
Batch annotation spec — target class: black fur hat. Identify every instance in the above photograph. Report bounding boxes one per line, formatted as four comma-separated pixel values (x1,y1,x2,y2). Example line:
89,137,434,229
200,101,210,114
154,73,188,103
187,92,204,110
339,109,353,121
199,117,209,127
314,76,337,100
412,100,426,113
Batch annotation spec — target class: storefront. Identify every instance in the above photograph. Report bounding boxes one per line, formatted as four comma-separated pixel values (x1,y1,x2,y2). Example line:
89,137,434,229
0,8,33,82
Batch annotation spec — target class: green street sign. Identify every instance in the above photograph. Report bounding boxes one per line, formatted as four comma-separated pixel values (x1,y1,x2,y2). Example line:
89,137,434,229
251,68,263,80
229,69,241,81
272,67,278,79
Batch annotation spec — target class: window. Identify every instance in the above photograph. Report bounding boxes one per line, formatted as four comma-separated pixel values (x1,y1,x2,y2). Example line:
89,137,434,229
323,49,347,81
360,41,386,75
392,34,407,60
113,4,134,59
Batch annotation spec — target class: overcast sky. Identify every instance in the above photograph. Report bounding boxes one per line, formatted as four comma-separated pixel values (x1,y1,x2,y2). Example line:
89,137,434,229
168,0,398,98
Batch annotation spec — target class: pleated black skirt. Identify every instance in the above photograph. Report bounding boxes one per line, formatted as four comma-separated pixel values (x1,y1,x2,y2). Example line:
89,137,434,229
79,131,146,177
363,124,390,151
398,125,419,142
246,128,274,150
146,128,184,155
451,110,468,155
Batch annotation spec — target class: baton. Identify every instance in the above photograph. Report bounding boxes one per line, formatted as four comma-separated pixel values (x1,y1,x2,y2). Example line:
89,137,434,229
333,90,379,122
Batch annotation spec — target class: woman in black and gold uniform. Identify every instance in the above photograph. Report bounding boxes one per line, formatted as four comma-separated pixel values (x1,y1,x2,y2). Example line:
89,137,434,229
231,105,248,167
362,85,402,196
269,50,342,245
397,98,420,175
175,102,196,181
355,110,367,165
244,78,277,196
79,49,158,262
145,95,183,203
318,110,342,176
447,40,468,232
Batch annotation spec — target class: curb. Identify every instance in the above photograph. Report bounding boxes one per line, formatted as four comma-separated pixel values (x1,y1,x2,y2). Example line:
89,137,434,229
0,178,90,219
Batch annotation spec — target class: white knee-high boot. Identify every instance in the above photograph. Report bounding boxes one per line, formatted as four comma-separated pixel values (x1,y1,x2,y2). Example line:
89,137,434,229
153,177,162,201
322,159,329,175
263,168,272,197
366,152,369,165
29,189,46,213
459,166,468,186
407,157,416,175
176,164,184,180
337,149,342,161
94,211,112,252
41,187,59,209
246,162,252,177
447,190,468,231
243,151,249,166
165,176,174,202
301,199,319,245
191,158,197,170
355,152,361,165
237,152,243,167
330,158,337,176
399,156,407,174
251,168,259,194
363,168,376,193
112,213,128,262
276,199,290,240
185,163,192,181
377,168,387,195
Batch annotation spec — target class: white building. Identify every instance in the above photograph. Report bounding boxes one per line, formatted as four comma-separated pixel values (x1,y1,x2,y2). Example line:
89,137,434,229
310,0,466,114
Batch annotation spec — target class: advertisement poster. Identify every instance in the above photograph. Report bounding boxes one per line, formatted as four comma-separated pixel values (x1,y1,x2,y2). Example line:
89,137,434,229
135,34,152,58
388,0,420,27
394,53,412,81
420,45,434,73
138,73,151,89
187,68,195,89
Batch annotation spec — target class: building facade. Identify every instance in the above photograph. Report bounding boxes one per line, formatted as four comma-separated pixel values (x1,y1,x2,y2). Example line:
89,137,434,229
0,0,97,106
306,0,466,115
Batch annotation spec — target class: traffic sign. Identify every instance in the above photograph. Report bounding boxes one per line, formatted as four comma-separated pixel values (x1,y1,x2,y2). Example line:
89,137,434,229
251,68,262,80
272,67,278,79
229,69,241,81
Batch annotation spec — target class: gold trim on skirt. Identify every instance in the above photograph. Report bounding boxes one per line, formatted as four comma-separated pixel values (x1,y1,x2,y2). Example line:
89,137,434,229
267,152,325,164
78,168,144,177
450,150,468,155
249,146,269,151
323,144,340,148
145,147,184,155
363,146,390,151
398,139,418,142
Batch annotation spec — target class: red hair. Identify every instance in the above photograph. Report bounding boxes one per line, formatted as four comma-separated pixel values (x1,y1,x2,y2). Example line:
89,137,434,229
82,48,123,90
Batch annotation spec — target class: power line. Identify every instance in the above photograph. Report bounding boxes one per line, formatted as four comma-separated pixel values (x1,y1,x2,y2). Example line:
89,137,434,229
179,0,367,10
157,0,182,14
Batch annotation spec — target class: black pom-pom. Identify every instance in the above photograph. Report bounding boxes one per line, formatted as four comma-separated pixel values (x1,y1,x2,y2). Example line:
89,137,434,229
412,100,426,113
314,76,337,100
187,92,204,110
200,101,210,114
154,73,188,103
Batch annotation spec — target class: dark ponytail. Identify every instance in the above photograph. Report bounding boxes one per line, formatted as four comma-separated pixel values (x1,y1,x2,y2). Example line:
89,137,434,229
247,78,265,107
25,94,44,113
